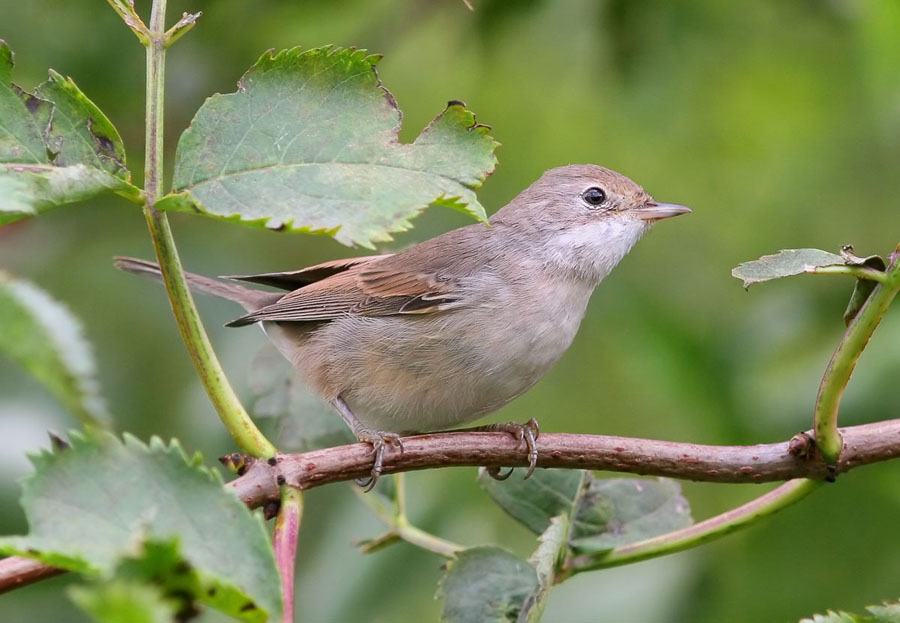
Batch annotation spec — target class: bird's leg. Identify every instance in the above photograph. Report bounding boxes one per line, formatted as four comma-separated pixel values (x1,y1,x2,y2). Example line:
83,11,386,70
454,418,540,481
331,396,403,492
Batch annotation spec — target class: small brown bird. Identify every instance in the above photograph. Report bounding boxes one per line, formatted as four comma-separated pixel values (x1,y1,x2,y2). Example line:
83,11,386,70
116,164,689,485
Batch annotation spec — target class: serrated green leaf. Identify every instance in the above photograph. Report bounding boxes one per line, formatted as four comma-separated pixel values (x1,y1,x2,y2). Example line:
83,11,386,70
166,46,497,247
866,603,900,623
568,478,693,553
0,39,137,223
438,546,539,623
69,578,177,623
0,432,281,622
0,270,109,427
801,612,866,623
800,600,900,623
477,468,586,535
731,248,845,288
248,344,353,451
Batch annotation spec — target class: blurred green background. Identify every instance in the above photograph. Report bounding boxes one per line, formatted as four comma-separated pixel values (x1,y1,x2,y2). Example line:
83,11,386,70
2,0,900,621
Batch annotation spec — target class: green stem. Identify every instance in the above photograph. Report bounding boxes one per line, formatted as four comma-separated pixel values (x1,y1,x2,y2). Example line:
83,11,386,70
559,479,821,578
810,265,888,283
355,474,463,559
141,0,275,457
392,517,462,559
814,251,900,463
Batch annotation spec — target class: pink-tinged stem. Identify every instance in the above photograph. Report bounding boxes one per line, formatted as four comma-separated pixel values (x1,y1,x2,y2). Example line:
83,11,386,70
273,486,303,623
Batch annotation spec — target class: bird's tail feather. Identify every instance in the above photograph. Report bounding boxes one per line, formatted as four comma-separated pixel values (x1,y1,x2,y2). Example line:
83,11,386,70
113,256,278,313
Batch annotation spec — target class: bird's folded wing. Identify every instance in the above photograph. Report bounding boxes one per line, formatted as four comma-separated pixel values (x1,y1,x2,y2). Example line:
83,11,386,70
224,265,464,326
225,224,490,326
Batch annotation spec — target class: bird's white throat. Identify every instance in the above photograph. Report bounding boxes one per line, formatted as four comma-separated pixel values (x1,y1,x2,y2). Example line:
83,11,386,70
541,217,649,284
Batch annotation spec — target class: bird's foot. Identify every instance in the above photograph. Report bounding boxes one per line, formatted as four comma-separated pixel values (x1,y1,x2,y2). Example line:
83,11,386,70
353,428,404,492
479,418,540,481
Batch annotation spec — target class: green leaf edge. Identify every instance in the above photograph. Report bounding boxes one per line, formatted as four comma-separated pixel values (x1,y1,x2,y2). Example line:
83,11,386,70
0,431,281,622
0,40,139,223
0,270,110,427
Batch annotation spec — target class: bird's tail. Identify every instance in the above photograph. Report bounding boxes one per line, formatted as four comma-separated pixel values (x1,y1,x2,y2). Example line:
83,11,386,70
113,256,279,313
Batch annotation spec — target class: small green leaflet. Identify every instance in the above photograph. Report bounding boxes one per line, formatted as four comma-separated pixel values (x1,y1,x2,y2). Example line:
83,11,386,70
0,433,281,623
732,246,890,326
438,516,571,623
162,46,498,247
438,546,539,623
0,40,138,223
523,515,569,623
731,249,845,289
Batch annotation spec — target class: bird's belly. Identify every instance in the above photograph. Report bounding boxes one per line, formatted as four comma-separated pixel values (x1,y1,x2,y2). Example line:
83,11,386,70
279,306,581,433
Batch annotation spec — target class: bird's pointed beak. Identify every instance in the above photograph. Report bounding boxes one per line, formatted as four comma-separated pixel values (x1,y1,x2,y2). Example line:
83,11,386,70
635,201,692,221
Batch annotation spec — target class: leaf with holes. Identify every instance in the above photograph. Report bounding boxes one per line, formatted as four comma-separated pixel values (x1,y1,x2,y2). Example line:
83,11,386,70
161,46,498,247
0,40,138,223
0,433,281,622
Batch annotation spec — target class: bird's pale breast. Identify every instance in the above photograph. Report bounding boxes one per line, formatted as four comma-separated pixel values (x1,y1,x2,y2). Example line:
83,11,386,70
266,271,595,433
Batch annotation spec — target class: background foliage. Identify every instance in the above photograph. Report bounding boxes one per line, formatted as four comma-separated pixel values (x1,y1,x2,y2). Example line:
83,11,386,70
1,1,899,621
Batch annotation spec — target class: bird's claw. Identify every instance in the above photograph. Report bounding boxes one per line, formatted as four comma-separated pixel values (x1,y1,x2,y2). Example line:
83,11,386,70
483,418,540,480
485,466,515,481
354,429,404,492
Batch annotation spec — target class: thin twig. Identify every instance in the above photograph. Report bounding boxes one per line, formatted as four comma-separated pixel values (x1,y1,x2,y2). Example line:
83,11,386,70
0,557,64,592
231,420,900,509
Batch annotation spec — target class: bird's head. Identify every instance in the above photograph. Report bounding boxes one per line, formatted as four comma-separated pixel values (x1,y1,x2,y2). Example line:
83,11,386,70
491,164,690,284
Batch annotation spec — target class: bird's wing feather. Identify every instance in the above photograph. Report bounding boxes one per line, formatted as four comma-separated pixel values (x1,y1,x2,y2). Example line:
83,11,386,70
223,254,392,290
226,226,492,326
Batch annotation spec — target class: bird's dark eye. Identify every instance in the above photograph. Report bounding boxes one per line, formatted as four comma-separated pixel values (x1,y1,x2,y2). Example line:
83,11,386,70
582,187,606,208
